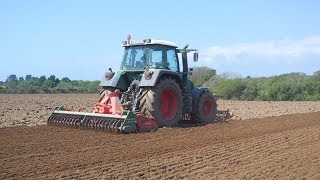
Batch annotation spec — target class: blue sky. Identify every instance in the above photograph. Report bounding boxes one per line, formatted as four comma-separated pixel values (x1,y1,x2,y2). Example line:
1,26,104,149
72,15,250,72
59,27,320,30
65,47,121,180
0,0,319,81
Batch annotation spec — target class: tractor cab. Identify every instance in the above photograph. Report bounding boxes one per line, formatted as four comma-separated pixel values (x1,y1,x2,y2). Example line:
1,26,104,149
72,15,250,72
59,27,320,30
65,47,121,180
121,39,180,72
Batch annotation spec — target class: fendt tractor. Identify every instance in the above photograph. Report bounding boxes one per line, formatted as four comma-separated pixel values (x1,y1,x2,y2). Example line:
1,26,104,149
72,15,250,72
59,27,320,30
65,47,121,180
47,36,231,133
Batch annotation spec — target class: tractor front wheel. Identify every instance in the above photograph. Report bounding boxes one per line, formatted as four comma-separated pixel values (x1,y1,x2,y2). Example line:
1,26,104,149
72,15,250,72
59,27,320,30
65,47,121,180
192,90,217,123
138,77,183,127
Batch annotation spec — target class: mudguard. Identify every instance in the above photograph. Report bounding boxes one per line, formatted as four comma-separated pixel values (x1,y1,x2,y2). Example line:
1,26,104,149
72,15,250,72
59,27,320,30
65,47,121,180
139,69,181,87
100,70,121,87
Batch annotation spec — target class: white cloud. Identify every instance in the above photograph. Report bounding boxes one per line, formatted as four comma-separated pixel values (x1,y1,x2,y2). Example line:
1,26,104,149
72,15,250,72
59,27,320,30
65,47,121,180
201,35,320,64
197,35,320,76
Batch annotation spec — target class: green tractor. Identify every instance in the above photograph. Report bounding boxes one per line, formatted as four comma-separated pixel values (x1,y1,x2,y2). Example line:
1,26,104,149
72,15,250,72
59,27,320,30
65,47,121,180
48,37,230,133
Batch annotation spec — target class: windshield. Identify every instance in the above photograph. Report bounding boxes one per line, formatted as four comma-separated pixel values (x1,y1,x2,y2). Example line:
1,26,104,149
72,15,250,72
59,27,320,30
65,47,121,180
121,45,178,71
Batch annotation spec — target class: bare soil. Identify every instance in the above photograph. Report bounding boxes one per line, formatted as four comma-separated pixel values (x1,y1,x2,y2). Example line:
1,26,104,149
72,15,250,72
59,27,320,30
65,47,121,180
1,94,320,128
0,94,320,179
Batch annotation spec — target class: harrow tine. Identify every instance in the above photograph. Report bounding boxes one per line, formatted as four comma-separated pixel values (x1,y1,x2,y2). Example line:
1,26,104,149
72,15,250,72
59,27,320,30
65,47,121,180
108,119,115,132
88,118,94,129
111,120,118,133
66,117,71,127
105,119,110,132
47,116,52,125
86,118,91,129
106,119,112,132
91,117,97,130
64,117,68,126
99,119,106,131
96,118,102,131
92,118,98,130
47,114,52,124
72,118,78,128
82,117,89,129
68,117,73,127
62,116,67,126
50,115,55,125
54,115,60,126
95,118,102,131
60,116,66,126
68,117,74,127
75,117,80,128
114,121,121,134
86,118,92,129
91,117,96,130
51,115,56,125
51,115,56,124
102,120,108,132
90,118,96,130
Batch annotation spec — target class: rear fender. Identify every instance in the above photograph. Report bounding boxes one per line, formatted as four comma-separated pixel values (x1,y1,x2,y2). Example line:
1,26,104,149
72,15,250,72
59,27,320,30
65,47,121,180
100,70,121,88
139,69,181,87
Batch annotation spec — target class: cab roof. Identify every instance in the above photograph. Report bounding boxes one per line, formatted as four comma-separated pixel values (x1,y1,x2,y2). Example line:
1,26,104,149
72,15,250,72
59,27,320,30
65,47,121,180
122,39,178,48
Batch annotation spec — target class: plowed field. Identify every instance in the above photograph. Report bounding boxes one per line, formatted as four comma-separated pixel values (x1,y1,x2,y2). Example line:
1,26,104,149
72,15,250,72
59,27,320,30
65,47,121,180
0,94,320,179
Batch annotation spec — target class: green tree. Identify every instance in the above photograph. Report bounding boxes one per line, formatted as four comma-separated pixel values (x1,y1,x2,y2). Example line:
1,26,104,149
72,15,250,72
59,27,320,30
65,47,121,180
48,75,56,82
190,67,216,87
61,77,71,82
39,75,46,84
241,81,258,100
0,86,6,93
47,75,60,87
55,81,72,93
25,75,32,81
314,70,320,80
41,79,56,92
18,79,41,93
6,74,18,89
87,81,100,93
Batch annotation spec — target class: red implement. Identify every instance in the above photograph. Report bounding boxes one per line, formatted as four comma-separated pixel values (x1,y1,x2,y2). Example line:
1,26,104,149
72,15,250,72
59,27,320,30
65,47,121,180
136,113,158,132
93,90,123,115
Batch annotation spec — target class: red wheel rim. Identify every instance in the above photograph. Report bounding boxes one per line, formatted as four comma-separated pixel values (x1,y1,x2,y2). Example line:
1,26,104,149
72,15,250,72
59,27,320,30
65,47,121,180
203,99,213,117
160,88,178,120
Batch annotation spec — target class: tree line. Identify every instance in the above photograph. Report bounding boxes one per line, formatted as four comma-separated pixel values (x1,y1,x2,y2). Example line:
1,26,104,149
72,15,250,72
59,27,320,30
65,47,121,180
191,67,320,101
0,74,100,93
1,69,320,101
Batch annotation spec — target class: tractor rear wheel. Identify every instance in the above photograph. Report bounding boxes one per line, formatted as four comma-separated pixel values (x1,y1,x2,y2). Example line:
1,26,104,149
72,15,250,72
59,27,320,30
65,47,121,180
138,77,183,127
193,90,217,123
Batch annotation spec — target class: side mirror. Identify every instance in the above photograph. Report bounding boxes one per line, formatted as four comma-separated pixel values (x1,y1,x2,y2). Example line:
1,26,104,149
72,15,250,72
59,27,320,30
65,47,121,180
193,52,199,62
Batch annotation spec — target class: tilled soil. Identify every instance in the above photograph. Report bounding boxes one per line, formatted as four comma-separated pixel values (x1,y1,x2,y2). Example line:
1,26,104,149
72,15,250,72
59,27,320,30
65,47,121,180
1,94,320,179
0,94,99,128
1,94,320,128
1,112,320,179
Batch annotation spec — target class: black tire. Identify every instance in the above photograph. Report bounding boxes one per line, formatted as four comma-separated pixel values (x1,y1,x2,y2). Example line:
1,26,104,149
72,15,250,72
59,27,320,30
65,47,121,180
192,90,217,123
99,87,115,103
138,76,183,127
